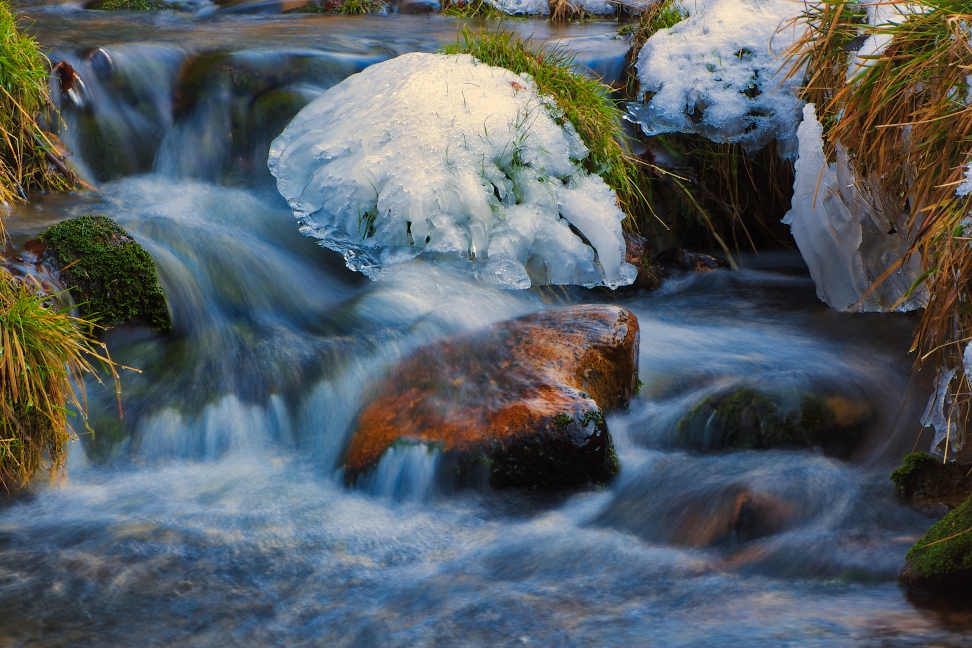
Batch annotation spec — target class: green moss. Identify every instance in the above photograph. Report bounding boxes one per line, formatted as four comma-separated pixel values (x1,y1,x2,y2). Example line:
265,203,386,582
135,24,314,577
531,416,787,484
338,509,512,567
889,451,972,500
906,494,972,579
39,215,171,332
891,452,939,491
552,413,574,430
675,388,857,455
99,0,171,9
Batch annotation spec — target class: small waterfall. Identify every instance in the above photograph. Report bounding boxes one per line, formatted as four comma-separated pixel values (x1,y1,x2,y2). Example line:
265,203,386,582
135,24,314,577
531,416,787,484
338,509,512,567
357,442,443,503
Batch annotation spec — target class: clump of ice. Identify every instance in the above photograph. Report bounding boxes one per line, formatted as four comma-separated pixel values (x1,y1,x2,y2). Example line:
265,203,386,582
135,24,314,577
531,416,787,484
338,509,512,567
957,164,972,198
269,52,635,289
922,366,963,457
627,0,805,156
783,104,925,312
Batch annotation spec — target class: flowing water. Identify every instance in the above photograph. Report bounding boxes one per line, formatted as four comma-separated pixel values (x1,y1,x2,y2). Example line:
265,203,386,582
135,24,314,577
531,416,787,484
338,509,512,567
2,4,971,646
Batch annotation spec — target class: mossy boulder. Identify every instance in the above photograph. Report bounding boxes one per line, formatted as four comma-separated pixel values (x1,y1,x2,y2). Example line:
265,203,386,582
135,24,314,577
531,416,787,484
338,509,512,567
675,389,869,458
38,215,170,331
344,305,638,490
890,452,972,501
900,494,972,595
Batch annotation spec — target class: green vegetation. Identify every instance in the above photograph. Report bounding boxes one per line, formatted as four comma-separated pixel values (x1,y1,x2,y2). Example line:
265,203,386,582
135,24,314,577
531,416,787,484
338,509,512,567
39,215,171,332
904,494,972,582
783,0,972,440
890,451,972,500
440,0,503,17
288,0,387,13
441,27,647,227
0,0,74,206
98,0,171,9
675,389,864,457
0,268,120,491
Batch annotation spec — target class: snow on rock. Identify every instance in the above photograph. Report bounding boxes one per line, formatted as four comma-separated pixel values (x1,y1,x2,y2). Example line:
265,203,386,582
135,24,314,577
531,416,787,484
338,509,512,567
268,52,635,289
627,0,804,156
783,104,924,312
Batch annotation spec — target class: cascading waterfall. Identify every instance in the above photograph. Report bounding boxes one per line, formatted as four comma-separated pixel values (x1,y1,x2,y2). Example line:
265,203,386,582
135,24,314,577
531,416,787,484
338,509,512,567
0,7,967,647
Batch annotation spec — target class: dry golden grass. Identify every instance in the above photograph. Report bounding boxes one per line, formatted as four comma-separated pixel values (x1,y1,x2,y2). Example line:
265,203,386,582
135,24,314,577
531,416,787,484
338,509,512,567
0,263,123,491
0,0,74,206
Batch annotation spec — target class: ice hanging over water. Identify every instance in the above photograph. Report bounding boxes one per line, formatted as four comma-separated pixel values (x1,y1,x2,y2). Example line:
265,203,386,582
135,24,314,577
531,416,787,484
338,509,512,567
783,104,925,312
268,53,635,290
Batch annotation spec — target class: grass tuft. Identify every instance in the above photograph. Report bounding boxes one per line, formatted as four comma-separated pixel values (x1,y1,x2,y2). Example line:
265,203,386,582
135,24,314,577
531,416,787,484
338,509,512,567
0,1,74,206
0,266,122,491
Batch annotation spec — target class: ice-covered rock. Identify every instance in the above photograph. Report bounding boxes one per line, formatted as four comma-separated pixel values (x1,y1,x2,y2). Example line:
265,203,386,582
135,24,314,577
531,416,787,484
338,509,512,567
783,104,925,312
627,0,805,156
268,52,635,290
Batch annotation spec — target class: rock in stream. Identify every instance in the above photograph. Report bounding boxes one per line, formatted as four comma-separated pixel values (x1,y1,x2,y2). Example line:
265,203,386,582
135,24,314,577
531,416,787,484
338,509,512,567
344,304,639,489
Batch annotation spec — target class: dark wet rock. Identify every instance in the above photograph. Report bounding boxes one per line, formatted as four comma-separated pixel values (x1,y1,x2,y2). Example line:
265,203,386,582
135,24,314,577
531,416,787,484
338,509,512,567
622,231,661,290
675,388,870,458
344,305,639,489
891,452,972,502
657,247,731,272
900,494,972,596
38,214,171,331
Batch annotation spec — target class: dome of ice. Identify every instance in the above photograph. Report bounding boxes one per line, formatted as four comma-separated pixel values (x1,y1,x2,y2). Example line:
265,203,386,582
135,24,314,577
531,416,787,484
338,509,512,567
627,0,804,157
268,52,636,290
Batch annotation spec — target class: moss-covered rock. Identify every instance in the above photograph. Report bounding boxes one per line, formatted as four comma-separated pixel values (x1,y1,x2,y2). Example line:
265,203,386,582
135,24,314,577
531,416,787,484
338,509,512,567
900,494,972,595
890,452,972,501
38,215,171,331
675,388,868,458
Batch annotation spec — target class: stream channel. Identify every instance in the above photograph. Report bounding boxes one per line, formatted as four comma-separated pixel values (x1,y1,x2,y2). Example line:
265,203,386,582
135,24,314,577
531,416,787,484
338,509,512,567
2,4,972,646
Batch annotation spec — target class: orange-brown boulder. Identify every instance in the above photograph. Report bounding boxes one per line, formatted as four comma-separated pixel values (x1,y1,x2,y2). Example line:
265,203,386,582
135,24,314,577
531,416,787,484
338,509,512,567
344,305,640,489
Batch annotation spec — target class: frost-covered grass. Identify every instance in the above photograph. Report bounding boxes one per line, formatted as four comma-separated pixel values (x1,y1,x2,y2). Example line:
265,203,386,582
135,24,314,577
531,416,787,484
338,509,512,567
0,268,121,491
784,0,972,442
441,28,645,224
0,1,72,206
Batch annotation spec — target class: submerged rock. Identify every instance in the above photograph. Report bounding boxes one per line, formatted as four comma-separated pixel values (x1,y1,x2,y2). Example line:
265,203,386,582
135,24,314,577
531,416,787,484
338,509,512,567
344,305,639,489
37,214,171,331
656,248,731,273
900,494,972,595
675,389,870,458
891,452,972,502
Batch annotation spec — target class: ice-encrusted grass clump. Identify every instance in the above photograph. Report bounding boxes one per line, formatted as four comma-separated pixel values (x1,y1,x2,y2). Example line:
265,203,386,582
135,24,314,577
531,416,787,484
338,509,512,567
628,0,804,156
268,52,636,290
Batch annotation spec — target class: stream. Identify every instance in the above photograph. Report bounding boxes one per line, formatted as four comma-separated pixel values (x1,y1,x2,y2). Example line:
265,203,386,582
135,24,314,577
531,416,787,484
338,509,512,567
2,4,971,646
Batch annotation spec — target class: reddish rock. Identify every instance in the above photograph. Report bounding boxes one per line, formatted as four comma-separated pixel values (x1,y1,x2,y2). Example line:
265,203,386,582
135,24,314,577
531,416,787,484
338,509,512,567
345,305,640,489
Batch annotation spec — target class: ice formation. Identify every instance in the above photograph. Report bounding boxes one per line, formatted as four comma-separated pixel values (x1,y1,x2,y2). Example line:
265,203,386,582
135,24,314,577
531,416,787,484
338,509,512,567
627,0,805,156
922,367,963,456
783,104,925,312
269,52,635,289
957,164,972,198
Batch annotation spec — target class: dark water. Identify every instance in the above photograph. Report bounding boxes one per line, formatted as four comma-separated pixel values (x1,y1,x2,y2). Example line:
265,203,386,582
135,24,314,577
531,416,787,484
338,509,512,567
1,5,970,646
